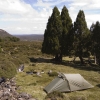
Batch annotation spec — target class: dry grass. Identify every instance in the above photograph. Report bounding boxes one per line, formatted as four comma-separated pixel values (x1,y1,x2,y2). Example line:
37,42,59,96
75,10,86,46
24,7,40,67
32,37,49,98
16,57,100,100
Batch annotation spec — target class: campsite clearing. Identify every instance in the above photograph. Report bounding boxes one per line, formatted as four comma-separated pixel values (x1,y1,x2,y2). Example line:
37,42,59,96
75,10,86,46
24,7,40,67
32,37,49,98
16,57,100,100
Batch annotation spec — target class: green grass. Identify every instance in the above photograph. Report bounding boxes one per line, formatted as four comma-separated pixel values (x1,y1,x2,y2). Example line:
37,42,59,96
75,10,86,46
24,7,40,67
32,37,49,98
0,41,100,100
16,57,100,100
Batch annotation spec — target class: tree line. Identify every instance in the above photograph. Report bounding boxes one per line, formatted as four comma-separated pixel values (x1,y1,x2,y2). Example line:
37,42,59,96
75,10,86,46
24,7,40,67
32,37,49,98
42,6,100,65
0,36,20,42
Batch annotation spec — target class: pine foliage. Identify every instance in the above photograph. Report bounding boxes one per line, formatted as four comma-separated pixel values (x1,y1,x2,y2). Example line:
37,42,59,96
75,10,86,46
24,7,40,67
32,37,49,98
73,10,90,63
42,6,62,55
61,6,73,55
91,21,100,65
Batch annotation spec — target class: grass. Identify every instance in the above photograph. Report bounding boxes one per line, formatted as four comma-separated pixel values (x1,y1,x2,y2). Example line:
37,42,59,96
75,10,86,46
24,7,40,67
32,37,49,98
0,41,100,100
16,57,100,100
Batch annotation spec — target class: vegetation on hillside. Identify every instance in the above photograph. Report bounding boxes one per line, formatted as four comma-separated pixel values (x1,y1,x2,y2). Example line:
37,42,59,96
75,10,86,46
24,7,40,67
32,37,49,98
0,41,43,78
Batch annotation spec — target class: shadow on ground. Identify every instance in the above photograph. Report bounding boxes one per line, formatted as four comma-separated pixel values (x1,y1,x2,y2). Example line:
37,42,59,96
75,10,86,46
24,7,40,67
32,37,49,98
96,84,100,88
29,57,100,72
29,57,51,63
61,60,100,72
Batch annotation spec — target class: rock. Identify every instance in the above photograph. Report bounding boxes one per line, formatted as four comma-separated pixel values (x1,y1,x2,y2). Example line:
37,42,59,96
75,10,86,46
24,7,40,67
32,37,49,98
41,70,44,74
29,99,37,100
36,72,42,77
0,91,3,98
0,77,5,84
19,92,31,99
48,70,52,75
0,77,37,100
18,98,26,100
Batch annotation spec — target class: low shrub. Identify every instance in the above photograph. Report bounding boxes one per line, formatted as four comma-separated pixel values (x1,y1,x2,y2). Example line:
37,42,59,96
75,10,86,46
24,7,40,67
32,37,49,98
45,91,66,100
69,96,87,100
49,72,58,77
0,61,17,79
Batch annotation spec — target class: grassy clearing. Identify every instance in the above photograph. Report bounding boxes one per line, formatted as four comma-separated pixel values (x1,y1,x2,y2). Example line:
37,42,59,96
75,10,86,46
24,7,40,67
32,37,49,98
16,57,100,100
1,41,99,99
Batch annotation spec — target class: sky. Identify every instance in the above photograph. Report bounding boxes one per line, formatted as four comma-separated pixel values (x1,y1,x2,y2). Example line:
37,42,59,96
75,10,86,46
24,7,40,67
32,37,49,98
0,0,100,35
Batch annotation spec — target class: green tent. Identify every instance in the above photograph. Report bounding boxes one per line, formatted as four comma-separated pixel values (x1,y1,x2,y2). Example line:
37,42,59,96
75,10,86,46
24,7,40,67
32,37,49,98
44,73,93,93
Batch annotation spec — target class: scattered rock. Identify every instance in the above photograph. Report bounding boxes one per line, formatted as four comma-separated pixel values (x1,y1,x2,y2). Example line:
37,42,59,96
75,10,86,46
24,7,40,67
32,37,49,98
41,70,44,74
48,70,52,75
0,77,37,100
36,72,42,77
18,64,24,72
0,77,5,84
26,70,44,77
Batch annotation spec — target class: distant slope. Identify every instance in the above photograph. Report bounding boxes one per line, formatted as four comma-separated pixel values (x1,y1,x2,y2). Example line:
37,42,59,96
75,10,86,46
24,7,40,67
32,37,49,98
14,34,44,41
0,29,12,37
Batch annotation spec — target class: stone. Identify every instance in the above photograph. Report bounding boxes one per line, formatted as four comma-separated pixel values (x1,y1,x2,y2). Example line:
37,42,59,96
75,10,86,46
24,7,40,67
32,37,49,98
0,78,37,100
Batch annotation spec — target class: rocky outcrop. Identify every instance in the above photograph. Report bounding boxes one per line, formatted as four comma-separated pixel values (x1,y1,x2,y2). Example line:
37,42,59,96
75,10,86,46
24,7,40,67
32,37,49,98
0,77,37,100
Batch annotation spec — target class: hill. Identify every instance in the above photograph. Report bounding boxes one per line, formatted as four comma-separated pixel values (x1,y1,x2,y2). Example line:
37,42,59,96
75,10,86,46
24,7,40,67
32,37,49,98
14,34,44,41
0,29,12,37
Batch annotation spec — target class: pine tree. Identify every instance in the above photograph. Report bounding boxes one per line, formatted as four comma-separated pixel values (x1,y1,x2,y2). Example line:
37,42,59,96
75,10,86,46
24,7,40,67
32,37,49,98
42,6,63,61
74,10,90,64
61,6,73,56
91,21,100,65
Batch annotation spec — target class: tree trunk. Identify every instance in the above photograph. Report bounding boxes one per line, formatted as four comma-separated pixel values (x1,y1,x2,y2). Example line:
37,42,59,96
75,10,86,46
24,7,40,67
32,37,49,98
73,56,76,63
88,56,91,64
79,56,84,64
59,53,62,62
96,56,100,66
55,53,62,62
98,57,100,66
55,54,59,62
94,54,97,64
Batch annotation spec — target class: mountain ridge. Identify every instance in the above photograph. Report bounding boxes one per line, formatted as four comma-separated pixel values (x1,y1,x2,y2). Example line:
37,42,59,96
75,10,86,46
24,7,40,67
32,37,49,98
0,29,44,41
14,34,44,41
0,29,13,37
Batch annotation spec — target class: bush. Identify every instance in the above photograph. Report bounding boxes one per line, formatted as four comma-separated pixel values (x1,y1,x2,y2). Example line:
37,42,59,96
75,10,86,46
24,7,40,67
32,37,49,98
0,41,43,79
45,91,66,100
4,36,20,42
0,61,17,79
69,96,87,100
49,72,58,77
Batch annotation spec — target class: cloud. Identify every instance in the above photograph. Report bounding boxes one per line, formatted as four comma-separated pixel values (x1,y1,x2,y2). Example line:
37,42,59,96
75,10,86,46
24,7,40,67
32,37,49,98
0,0,51,34
0,0,100,35
0,0,29,14
67,0,100,28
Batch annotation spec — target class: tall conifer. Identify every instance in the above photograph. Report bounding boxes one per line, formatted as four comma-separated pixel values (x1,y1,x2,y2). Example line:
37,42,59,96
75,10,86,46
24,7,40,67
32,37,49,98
42,6,62,61
91,21,100,65
61,6,73,56
74,10,90,64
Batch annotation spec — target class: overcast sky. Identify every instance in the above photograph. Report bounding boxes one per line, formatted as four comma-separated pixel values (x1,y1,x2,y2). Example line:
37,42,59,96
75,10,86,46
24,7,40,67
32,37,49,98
0,0,100,35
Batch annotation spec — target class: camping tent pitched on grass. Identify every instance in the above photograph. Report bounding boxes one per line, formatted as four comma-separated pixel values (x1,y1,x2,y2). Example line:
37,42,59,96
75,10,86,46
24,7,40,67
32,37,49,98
44,73,94,93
